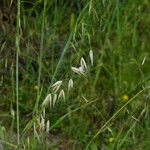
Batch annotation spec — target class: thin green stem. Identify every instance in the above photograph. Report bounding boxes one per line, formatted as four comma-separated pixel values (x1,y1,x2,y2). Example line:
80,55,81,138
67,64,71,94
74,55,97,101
116,0,121,91
33,0,47,114
47,1,91,92
16,0,21,146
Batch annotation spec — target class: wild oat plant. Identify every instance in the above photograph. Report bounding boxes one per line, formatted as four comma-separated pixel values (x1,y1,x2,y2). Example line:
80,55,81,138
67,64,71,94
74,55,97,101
34,50,94,136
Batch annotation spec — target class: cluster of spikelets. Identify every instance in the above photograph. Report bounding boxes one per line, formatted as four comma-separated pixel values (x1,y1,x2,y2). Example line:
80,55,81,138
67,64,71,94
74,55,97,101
71,50,93,76
34,50,94,134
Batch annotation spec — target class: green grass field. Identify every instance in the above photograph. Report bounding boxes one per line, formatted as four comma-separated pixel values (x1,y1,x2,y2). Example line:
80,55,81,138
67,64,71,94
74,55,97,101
0,0,150,149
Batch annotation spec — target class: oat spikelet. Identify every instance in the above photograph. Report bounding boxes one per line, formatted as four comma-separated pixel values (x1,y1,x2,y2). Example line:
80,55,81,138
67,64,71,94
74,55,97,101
58,89,65,101
48,93,52,109
11,109,15,117
42,107,45,117
51,81,62,87
42,93,51,108
46,120,50,133
89,50,94,66
142,55,146,65
53,94,57,107
53,84,61,93
71,67,85,76
80,57,87,71
71,67,81,74
51,80,62,92
68,79,73,90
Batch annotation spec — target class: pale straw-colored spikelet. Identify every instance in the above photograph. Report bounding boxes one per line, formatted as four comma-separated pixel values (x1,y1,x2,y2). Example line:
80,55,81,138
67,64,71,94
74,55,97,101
89,50,94,66
49,93,52,109
58,89,65,101
71,67,81,74
80,57,87,71
51,81,62,92
53,84,61,93
79,66,85,73
53,93,57,107
68,79,73,90
42,107,45,117
42,94,51,108
71,67,85,76
51,81,62,87
46,120,50,133
142,55,146,65
11,109,15,117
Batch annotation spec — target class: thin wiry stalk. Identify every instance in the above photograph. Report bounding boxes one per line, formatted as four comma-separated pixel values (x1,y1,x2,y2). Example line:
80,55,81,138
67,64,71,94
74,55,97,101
49,99,97,131
47,1,92,93
116,0,121,91
48,30,74,92
52,0,58,73
33,0,47,114
16,0,21,145
117,109,146,149
85,87,149,149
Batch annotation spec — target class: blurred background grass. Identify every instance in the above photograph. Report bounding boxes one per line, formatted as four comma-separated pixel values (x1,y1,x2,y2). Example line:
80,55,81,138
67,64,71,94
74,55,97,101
0,0,150,149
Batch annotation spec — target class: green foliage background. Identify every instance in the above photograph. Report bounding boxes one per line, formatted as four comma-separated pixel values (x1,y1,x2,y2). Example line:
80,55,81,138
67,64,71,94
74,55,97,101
0,0,150,149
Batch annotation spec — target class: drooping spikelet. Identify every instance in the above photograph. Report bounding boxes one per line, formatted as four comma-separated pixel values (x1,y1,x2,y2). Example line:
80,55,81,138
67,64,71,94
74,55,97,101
89,50,94,66
53,93,57,107
58,89,65,101
80,57,88,71
42,93,52,108
51,80,62,92
71,67,85,76
68,79,73,90
46,120,50,133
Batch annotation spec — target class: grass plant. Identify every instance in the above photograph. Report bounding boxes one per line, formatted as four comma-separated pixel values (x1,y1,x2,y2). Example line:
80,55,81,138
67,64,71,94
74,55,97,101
0,0,150,149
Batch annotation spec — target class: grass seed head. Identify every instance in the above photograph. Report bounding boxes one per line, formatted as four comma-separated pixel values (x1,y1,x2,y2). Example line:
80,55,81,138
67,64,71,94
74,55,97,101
11,109,15,117
58,89,65,101
51,81,62,92
80,57,88,71
71,67,85,76
51,81,62,87
53,94,57,107
42,94,51,108
46,120,50,133
89,50,94,66
68,79,73,90
42,107,45,117
142,55,146,65
48,93,52,109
